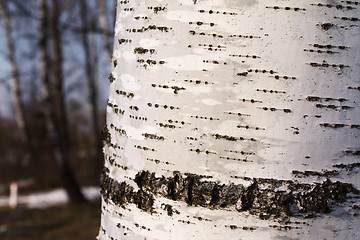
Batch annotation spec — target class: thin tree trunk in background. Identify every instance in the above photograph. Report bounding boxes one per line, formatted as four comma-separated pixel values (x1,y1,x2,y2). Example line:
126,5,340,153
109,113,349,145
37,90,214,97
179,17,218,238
80,0,102,179
37,0,85,203
50,0,70,158
112,0,116,28
99,1,360,239
97,0,112,59
0,0,33,158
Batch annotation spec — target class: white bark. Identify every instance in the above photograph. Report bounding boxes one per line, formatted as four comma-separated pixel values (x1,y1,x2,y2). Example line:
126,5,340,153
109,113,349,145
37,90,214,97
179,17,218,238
0,1,30,145
99,1,360,239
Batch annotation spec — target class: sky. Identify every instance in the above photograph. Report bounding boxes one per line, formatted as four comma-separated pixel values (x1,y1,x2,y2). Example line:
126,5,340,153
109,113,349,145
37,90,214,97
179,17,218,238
0,0,112,118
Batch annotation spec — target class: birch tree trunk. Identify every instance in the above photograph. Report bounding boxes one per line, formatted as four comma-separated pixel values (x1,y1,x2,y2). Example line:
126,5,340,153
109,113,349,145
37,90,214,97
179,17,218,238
0,0,32,155
79,0,103,176
99,0,360,239
38,0,85,203
97,0,113,59
50,0,71,164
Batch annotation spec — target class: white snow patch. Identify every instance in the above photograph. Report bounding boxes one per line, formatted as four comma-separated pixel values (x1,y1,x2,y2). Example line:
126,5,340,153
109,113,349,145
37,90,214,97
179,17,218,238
0,186,100,209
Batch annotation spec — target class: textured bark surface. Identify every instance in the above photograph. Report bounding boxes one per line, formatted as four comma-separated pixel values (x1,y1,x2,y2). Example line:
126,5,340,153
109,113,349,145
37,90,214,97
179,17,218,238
99,0,360,239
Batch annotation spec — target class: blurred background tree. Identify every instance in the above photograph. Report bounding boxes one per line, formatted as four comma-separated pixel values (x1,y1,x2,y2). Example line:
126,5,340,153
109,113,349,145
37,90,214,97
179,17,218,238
0,0,115,200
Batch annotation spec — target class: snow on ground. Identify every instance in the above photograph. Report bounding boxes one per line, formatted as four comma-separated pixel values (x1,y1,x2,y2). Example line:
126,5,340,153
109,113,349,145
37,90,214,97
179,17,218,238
0,186,100,209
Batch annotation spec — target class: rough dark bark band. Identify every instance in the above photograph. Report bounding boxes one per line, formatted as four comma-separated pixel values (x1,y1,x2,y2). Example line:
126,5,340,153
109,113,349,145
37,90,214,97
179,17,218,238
100,168,359,220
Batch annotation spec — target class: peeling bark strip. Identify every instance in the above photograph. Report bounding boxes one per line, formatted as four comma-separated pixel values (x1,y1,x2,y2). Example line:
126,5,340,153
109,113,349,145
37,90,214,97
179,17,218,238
101,169,359,219
100,0,360,239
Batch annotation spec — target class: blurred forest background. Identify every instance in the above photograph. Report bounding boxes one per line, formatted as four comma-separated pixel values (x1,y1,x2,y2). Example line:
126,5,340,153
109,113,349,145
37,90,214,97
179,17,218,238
0,0,115,201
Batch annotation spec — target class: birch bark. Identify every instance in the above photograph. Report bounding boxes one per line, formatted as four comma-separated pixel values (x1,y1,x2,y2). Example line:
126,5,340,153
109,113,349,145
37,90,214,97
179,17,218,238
99,1,360,239
0,0,32,151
